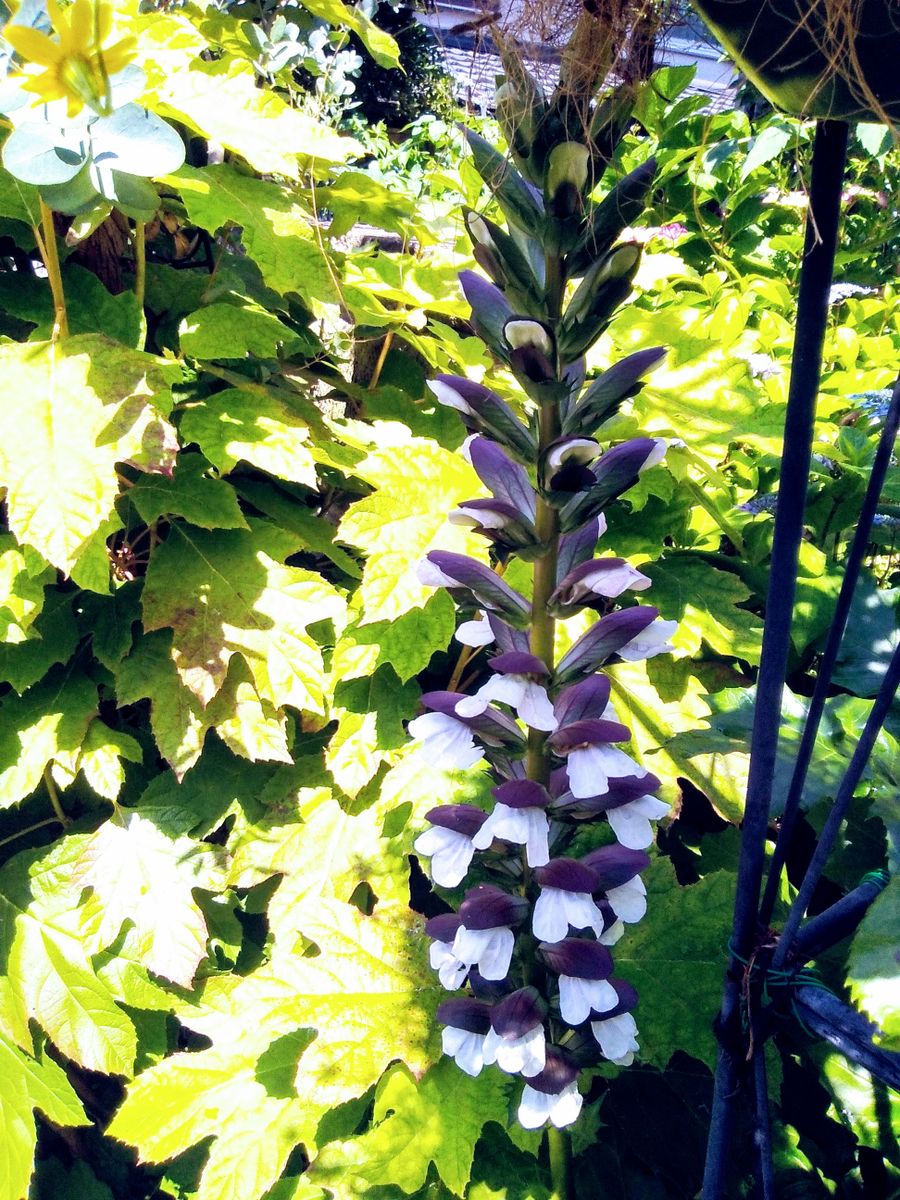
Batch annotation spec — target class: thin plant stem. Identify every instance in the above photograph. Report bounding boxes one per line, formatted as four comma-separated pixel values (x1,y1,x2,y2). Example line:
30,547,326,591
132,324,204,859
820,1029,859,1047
547,1125,571,1200
43,765,70,829
447,645,476,693
368,330,394,390
36,198,68,339
759,373,900,927
133,222,147,311
0,816,62,852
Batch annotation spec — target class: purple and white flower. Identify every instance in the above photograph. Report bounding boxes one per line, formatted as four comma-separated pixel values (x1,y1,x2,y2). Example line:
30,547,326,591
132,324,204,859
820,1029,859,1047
407,710,484,771
538,937,617,1025
415,805,488,887
437,997,493,1076
453,885,530,980
425,914,469,990
589,979,640,1065
456,652,557,732
581,846,650,923
482,987,547,1077
548,718,647,799
472,779,551,867
517,1048,583,1129
532,859,605,941
550,557,652,613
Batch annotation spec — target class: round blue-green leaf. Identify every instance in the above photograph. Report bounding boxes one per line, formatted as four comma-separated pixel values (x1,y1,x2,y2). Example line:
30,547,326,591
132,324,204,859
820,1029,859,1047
89,104,185,178
2,119,87,185
40,162,103,216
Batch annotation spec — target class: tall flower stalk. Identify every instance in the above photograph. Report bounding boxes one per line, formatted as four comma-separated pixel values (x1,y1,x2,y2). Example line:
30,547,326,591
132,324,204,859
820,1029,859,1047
410,66,676,1174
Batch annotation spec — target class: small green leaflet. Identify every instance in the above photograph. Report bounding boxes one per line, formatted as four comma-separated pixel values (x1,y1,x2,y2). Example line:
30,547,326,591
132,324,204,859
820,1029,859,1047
179,301,316,361
310,1060,509,1196
0,668,97,810
127,452,249,531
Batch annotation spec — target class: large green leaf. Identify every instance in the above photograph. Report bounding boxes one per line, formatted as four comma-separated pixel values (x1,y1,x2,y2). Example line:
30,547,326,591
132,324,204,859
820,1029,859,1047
331,593,456,683
614,858,736,1069
644,556,763,663
71,811,224,988
179,301,315,361
175,165,340,301
310,1060,509,1196
141,524,345,710
109,901,440,1199
0,1032,88,1200
0,336,178,577
180,389,318,487
107,1044,307,1200
337,437,485,624
116,630,293,778
0,841,137,1074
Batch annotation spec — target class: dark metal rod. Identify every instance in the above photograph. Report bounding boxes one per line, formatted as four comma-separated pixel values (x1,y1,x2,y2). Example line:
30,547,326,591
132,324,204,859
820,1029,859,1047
700,118,849,1200
760,374,900,926
753,1049,776,1200
772,640,900,970
790,875,889,962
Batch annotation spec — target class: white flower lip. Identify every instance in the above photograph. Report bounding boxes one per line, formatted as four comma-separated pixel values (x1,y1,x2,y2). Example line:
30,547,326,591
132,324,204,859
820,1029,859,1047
427,378,474,415
517,1079,583,1130
471,802,551,867
455,612,495,647
407,710,484,770
504,318,554,356
617,617,678,661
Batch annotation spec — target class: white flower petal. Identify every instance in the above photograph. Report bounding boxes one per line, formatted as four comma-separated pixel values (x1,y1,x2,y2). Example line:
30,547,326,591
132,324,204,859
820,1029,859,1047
549,1081,584,1128
416,559,456,587
442,1027,486,1076
408,711,484,770
453,925,514,981
598,919,624,946
606,877,647,923
566,746,609,799
606,805,654,850
455,613,495,647
430,941,468,990
558,975,618,1025
618,618,678,661
518,1085,555,1129
471,804,550,867
518,682,558,732
591,1013,639,1060
532,887,570,942
414,827,476,888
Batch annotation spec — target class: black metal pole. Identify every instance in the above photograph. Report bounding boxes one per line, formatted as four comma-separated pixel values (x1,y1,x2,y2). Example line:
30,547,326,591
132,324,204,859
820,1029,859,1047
700,118,849,1200
760,374,900,926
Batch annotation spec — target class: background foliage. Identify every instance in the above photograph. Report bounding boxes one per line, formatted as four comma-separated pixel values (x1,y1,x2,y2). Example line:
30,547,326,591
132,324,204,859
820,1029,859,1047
0,4,897,1199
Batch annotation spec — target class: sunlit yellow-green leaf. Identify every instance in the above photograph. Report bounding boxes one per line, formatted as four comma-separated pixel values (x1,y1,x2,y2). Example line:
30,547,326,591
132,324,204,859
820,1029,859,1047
0,336,178,577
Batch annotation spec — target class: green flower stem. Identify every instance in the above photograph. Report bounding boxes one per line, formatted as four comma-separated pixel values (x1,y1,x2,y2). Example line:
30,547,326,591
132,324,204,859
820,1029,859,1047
36,199,68,340
134,222,147,312
548,1124,572,1200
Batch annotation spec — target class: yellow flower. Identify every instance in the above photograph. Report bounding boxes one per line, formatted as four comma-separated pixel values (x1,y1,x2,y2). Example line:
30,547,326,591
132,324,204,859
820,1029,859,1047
4,0,137,117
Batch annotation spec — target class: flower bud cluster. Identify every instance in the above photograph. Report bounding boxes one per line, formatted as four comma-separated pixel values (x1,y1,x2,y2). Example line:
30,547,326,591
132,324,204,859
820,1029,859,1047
410,72,675,1130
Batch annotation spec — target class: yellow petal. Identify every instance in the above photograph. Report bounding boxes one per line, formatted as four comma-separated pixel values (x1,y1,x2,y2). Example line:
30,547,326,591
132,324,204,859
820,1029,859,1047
4,25,66,67
98,34,136,74
67,0,96,53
